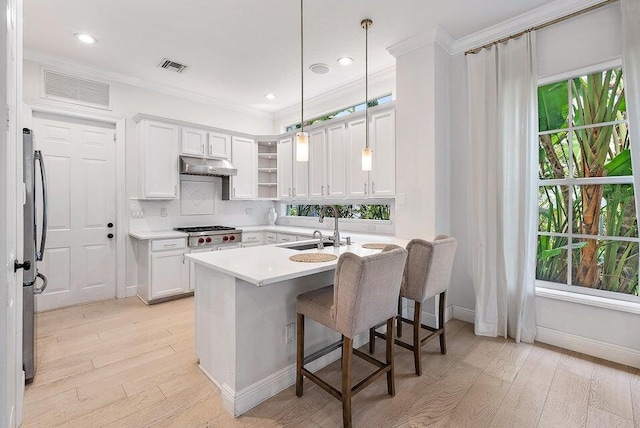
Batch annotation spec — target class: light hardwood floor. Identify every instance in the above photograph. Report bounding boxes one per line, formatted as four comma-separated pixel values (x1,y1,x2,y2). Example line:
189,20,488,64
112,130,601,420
23,296,640,427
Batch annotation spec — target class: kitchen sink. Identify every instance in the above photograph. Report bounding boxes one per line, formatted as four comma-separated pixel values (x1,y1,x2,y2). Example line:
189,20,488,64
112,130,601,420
277,240,335,251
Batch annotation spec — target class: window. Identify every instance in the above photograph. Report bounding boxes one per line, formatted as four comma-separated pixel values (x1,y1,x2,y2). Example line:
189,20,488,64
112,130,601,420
286,204,390,221
536,67,638,298
285,94,393,132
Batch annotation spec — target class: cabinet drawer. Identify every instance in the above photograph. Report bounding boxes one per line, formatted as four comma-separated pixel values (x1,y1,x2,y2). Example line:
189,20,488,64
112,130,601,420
242,232,262,243
151,238,186,252
265,232,277,243
277,233,297,243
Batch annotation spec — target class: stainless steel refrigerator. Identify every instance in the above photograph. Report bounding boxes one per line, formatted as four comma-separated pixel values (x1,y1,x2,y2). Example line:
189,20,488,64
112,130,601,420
23,128,48,383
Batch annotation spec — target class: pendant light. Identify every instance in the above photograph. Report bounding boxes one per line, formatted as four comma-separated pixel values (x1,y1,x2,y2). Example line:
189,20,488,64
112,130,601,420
361,19,373,171
296,0,309,162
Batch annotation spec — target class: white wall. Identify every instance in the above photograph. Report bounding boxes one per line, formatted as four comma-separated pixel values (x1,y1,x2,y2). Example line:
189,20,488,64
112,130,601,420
448,3,640,365
23,58,276,291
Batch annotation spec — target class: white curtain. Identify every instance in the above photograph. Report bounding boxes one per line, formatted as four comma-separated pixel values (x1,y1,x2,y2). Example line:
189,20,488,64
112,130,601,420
467,32,538,343
622,0,640,214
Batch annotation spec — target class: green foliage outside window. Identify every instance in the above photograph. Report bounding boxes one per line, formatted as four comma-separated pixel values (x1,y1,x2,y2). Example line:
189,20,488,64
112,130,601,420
537,67,638,296
287,204,390,221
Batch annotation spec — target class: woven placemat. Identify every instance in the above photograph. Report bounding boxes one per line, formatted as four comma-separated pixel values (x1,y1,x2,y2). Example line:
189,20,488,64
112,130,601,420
361,243,388,250
289,253,338,263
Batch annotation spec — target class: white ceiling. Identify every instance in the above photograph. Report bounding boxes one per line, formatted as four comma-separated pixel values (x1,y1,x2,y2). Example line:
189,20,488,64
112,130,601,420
24,0,558,114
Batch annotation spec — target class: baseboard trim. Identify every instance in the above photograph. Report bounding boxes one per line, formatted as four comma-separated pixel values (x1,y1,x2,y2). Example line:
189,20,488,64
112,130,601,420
536,326,640,369
125,285,137,298
202,332,369,417
452,306,475,324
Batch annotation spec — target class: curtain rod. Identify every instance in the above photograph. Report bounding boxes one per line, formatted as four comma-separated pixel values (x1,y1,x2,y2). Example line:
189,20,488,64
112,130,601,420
464,0,619,55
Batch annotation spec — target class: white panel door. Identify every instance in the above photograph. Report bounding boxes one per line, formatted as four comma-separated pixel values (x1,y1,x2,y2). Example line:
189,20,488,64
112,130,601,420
231,136,256,199
346,117,369,198
33,114,117,311
277,137,293,199
370,109,396,197
326,123,346,198
181,127,206,157
208,132,231,159
308,128,326,198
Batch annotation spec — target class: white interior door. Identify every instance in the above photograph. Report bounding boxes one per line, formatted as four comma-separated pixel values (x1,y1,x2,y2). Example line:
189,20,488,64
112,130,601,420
33,113,117,311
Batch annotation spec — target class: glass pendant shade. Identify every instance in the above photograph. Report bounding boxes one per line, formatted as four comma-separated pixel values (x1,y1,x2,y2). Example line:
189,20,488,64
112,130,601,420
296,131,309,162
361,147,372,171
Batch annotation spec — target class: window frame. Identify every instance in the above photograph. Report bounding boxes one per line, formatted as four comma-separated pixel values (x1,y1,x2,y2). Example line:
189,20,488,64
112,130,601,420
535,60,640,302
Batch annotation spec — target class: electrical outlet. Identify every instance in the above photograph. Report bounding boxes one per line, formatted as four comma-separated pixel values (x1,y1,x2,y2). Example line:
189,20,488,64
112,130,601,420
368,224,376,231
160,208,167,217
284,323,295,344
245,207,253,215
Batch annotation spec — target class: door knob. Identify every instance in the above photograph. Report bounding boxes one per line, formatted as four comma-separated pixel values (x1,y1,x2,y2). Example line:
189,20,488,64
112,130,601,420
107,233,114,239
107,222,114,228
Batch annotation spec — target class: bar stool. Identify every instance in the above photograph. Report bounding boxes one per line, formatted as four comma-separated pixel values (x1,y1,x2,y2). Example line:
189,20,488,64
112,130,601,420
370,236,457,376
295,246,408,428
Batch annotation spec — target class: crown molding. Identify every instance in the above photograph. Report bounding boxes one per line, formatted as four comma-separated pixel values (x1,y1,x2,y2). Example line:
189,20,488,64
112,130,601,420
387,25,454,58
24,49,274,119
273,66,396,118
451,0,615,54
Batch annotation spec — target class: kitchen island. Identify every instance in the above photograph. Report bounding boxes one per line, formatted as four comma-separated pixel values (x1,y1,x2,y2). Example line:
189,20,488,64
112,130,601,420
186,238,407,416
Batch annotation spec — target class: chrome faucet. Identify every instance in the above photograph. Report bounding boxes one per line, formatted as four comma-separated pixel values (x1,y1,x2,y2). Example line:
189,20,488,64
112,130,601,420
313,230,324,250
319,205,341,246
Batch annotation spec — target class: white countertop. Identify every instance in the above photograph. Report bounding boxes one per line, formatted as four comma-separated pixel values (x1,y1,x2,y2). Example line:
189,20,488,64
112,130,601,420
128,230,188,240
186,238,409,287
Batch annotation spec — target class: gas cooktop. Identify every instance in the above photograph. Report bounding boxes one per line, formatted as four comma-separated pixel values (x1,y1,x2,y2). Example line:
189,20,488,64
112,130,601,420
174,226,242,247
174,226,236,233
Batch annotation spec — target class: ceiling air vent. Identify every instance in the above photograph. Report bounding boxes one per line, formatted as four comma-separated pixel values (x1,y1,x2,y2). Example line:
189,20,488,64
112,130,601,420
158,58,188,73
41,68,111,110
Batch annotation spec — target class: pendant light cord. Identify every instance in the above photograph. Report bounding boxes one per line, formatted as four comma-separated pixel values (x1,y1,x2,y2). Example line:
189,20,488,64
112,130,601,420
361,19,372,150
300,0,304,133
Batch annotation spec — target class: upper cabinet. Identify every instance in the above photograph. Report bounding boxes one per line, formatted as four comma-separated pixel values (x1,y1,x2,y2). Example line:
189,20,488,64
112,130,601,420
309,128,326,199
278,137,293,199
181,127,207,157
369,109,396,198
257,140,278,199
326,123,347,198
292,136,309,200
230,136,257,200
137,119,180,199
346,117,369,198
208,132,232,159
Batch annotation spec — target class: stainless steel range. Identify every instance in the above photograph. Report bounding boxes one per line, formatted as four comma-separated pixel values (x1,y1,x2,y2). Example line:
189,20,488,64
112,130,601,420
174,225,243,248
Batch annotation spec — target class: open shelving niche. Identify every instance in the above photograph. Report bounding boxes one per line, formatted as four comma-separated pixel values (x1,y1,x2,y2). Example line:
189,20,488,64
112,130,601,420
257,139,278,199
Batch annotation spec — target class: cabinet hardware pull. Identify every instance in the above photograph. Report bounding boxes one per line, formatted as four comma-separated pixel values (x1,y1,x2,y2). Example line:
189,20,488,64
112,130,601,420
364,182,367,195
233,188,236,197
372,182,375,193
163,243,177,247
174,185,177,196
288,187,291,197
327,185,330,194
293,187,296,197
201,143,204,154
321,185,324,195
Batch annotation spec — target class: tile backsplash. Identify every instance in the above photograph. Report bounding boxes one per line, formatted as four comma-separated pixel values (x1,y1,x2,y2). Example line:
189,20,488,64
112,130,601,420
129,176,274,231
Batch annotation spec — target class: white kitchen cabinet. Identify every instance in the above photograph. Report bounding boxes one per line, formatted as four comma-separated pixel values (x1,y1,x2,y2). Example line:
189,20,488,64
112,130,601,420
208,131,232,159
277,233,297,243
137,119,180,199
136,237,189,303
231,136,257,199
293,137,309,200
346,117,369,198
181,127,207,157
265,232,277,244
257,140,278,199
242,232,264,245
326,123,347,198
278,137,293,199
369,109,396,197
309,128,326,198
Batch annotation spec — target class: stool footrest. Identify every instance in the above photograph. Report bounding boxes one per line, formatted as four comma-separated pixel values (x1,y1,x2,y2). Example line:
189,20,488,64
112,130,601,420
303,339,343,366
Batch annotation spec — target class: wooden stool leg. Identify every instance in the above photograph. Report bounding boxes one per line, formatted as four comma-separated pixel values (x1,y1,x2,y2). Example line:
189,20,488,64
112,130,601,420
397,295,403,338
439,291,447,355
342,336,353,428
296,313,304,397
369,327,375,354
385,317,395,396
413,301,422,376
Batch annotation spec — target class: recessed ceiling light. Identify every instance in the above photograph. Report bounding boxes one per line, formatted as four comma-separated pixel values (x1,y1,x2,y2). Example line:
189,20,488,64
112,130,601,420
309,63,330,74
264,93,276,100
337,57,353,66
74,33,98,44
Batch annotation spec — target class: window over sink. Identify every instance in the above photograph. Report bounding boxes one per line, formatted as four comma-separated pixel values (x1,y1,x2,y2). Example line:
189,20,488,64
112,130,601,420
286,204,390,221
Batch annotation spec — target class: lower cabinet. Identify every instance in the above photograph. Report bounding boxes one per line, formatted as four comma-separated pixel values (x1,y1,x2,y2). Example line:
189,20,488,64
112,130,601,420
137,238,189,304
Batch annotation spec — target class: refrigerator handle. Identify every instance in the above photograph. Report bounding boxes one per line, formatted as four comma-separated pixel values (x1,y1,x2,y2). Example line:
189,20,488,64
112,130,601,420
34,150,47,261
33,272,47,295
